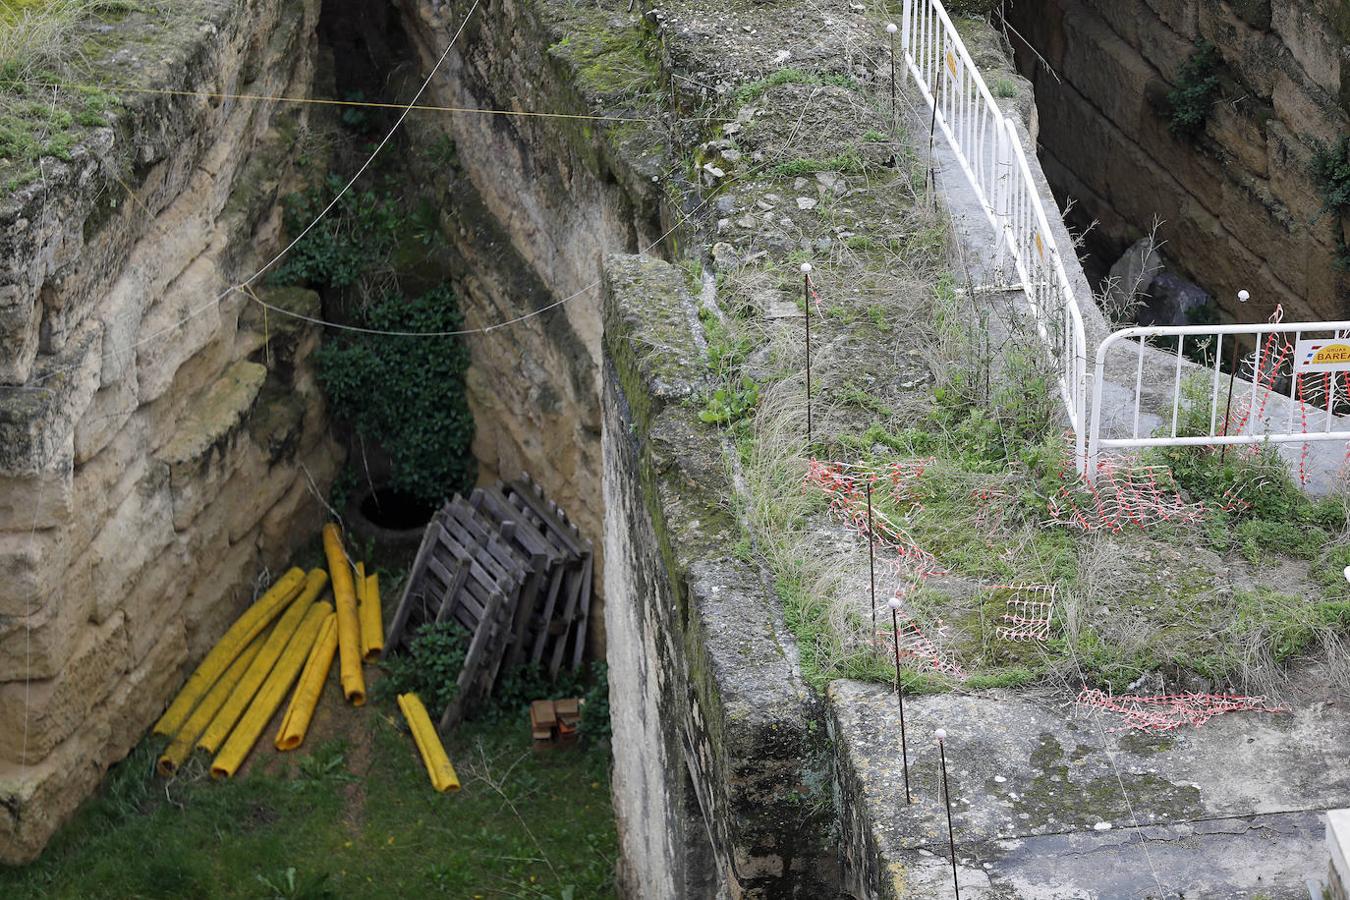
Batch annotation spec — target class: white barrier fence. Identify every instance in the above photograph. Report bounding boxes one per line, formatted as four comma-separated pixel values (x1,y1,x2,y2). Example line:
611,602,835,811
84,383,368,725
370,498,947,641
1087,322,1350,476
900,0,1088,468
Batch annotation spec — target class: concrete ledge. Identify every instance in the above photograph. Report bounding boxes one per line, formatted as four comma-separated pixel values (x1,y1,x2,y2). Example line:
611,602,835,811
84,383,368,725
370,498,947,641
603,252,834,898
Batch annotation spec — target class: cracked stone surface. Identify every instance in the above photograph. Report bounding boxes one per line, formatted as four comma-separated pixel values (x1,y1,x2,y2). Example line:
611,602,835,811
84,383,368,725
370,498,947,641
831,681,1350,898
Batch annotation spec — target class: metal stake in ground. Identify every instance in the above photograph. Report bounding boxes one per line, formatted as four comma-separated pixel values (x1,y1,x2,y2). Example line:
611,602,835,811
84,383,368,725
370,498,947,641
1220,289,1251,465
802,263,813,446
936,728,960,899
886,23,898,138
868,481,877,634
888,596,912,804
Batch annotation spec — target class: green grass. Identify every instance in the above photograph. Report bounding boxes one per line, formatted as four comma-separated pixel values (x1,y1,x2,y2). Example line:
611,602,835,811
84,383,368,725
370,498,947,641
0,714,616,898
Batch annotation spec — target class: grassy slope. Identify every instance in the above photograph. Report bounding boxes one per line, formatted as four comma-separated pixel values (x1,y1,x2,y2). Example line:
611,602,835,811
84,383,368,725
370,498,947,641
0,708,616,899
689,21,1350,704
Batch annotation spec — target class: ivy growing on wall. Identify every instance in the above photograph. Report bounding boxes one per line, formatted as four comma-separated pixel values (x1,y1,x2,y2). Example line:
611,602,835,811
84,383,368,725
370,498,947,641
1166,40,1221,140
1311,136,1350,269
314,284,476,507
273,174,476,507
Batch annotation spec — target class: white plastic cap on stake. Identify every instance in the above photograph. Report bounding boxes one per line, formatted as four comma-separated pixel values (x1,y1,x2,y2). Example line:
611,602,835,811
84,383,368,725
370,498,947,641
1343,565,1350,583
886,22,897,33
801,263,813,274
935,728,947,742
888,597,903,611
1238,289,1250,303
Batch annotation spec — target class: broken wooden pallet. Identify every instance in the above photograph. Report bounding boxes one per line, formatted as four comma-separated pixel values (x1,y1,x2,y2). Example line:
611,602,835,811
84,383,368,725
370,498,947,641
386,478,594,732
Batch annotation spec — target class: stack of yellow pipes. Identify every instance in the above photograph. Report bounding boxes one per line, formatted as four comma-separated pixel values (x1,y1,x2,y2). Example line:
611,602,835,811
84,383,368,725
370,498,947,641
152,522,454,791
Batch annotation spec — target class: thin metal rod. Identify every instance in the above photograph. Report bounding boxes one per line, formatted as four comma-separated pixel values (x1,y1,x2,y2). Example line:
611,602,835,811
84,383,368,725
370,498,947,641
868,482,876,633
889,29,898,137
1221,336,1239,464
804,272,812,445
939,737,959,899
891,606,912,804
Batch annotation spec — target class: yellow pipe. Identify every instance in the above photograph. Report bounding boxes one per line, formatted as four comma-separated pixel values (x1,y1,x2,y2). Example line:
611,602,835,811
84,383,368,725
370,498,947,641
360,572,384,662
397,692,460,793
153,567,306,736
195,569,328,754
322,523,366,706
211,604,332,779
157,632,267,776
274,612,338,751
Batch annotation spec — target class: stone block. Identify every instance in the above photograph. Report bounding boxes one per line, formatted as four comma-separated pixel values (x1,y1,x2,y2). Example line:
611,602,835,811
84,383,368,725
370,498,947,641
64,416,153,563
1206,101,1269,178
1142,0,1200,39
156,359,267,530
0,455,73,533
83,461,176,623
0,585,97,683
0,612,127,765
0,321,102,477
1273,1,1342,94
1060,11,1155,133
72,371,139,466
234,286,320,371
1272,71,1342,146
181,533,259,661
118,541,190,664
134,250,226,404
0,713,112,865
0,527,72,620
0,284,41,387
104,618,188,756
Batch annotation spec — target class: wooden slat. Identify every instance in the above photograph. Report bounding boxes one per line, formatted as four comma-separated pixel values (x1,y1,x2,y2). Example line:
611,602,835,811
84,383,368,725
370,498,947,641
387,515,442,651
569,554,594,672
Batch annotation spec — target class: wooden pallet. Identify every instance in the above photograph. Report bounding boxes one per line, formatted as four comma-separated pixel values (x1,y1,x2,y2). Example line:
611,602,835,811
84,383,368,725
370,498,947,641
386,479,594,732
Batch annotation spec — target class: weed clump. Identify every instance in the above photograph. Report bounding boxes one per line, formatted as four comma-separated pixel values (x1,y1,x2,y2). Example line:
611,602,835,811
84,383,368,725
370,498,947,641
1166,40,1221,140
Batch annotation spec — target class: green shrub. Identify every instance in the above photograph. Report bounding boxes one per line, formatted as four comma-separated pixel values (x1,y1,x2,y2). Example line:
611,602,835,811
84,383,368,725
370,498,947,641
315,284,476,506
269,175,400,289
1166,41,1221,140
1310,136,1350,269
376,620,469,714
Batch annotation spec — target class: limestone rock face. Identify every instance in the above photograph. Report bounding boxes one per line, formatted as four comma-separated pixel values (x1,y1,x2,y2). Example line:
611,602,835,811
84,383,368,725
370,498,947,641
1006,0,1349,321
0,0,340,863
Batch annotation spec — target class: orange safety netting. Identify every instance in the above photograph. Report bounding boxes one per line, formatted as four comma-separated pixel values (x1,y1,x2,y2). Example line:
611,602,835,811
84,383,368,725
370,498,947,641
1075,688,1286,733
804,459,946,578
1049,459,1208,533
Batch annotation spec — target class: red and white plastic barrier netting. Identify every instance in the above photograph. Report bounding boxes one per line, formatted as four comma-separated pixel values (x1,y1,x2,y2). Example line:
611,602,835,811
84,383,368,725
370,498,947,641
1075,689,1286,733
992,584,1055,643
806,459,971,678
1049,458,1208,533
804,459,945,578
1219,305,1350,485
891,611,967,680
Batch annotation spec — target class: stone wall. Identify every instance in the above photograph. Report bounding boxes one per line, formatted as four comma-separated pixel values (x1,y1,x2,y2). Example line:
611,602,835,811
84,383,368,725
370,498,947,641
602,254,837,898
394,0,678,656
1004,0,1349,320
0,0,339,862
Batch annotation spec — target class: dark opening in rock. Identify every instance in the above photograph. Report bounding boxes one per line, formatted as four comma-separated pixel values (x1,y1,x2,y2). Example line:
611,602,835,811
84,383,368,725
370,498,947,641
359,487,438,532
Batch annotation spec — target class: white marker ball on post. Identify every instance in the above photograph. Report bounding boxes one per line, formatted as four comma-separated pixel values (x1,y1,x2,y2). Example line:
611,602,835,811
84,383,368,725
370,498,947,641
800,263,812,274
888,597,903,611
886,22,897,34
1238,289,1250,303
1342,564,1350,583
935,728,947,742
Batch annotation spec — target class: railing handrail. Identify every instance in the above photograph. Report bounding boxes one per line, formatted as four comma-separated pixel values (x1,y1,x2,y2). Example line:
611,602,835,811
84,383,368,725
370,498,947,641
902,0,1003,124
902,0,1091,469
1101,322,1350,342
1087,319,1350,477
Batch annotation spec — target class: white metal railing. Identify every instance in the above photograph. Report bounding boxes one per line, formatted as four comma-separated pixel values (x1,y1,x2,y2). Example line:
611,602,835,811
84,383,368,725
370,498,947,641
900,0,1088,468
1087,322,1350,475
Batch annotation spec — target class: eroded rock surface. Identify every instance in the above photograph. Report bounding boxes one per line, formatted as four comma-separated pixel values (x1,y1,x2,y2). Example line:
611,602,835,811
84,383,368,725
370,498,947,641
0,0,338,862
